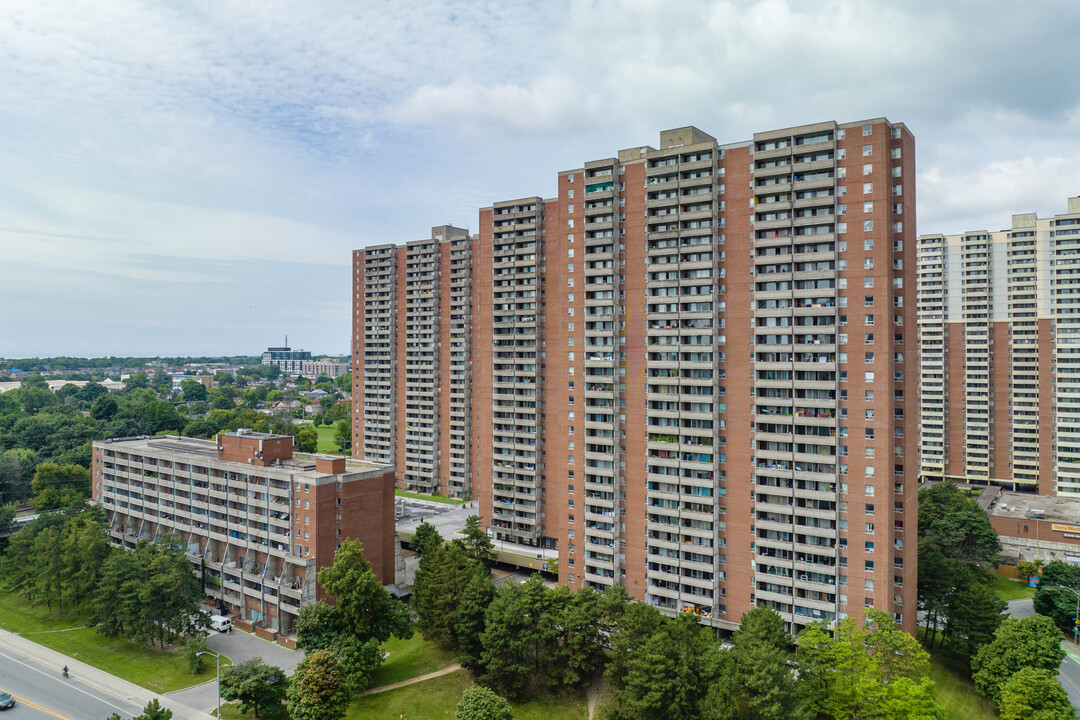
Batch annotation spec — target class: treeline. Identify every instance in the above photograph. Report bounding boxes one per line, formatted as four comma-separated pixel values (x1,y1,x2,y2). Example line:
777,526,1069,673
0,356,260,374
1,504,205,649
404,519,943,720
0,368,341,505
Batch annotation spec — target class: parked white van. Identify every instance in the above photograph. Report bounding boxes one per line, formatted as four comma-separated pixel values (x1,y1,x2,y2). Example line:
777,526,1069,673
210,615,232,633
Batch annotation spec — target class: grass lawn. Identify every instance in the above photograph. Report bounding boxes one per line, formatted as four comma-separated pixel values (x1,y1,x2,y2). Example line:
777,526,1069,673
928,656,997,720
369,633,458,688
916,627,997,720
0,591,227,694
394,489,465,505
348,670,587,720
313,424,342,454
992,573,1035,601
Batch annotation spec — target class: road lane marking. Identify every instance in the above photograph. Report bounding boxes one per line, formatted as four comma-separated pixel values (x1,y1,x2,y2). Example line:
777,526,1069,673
1059,650,1080,699
12,693,72,719
0,646,134,716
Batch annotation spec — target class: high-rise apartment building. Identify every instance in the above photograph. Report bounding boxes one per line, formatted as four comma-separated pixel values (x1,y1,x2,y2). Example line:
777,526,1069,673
918,197,1080,496
352,226,474,496
353,118,918,634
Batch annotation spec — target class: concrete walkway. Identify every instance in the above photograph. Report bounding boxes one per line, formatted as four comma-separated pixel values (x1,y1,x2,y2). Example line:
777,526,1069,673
0,628,213,720
360,663,463,696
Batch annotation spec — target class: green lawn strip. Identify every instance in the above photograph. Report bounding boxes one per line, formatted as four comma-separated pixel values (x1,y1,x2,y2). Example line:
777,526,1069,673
927,656,997,720
916,627,996,720
313,424,341,454
992,573,1035,601
394,489,465,505
215,702,288,719
0,592,227,694
369,633,458,688
347,670,587,720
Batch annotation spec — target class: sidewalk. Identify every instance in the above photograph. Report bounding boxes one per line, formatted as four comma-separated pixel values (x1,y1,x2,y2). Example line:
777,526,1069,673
0,628,213,720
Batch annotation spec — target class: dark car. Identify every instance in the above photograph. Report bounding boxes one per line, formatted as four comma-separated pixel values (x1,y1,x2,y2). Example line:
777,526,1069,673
0,690,14,710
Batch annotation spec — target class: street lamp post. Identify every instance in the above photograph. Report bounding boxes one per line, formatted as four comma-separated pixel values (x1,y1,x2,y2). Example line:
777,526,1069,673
197,650,221,718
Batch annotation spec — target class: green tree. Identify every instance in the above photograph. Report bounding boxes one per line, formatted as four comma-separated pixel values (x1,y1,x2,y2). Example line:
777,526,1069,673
942,568,1005,672
179,379,208,403
76,381,108,404
317,539,412,644
456,564,498,672
62,506,111,607
107,698,173,720
183,634,207,675
287,650,351,720
606,610,723,720
460,514,497,568
124,372,150,391
797,609,939,720
0,447,38,504
918,482,1002,652
456,686,514,720
411,521,444,559
999,666,1077,720
972,615,1066,705
31,461,90,510
296,425,318,453
414,540,476,648
721,607,804,720
220,658,288,718
296,600,346,651
1034,585,1079,629
333,418,350,451
1041,560,1080,589
91,393,119,420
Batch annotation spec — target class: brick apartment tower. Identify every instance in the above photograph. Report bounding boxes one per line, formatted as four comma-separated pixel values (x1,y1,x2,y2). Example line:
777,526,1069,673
353,118,918,634
918,197,1080,496
352,226,474,497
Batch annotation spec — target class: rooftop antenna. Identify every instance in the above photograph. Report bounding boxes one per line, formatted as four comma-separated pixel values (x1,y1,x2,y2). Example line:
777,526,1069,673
285,334,288,349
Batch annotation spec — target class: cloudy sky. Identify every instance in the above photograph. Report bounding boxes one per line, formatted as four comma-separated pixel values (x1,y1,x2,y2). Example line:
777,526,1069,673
1,0,1078,358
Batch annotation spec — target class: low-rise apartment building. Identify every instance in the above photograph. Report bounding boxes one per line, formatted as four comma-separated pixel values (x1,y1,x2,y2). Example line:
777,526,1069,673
91,431,395,638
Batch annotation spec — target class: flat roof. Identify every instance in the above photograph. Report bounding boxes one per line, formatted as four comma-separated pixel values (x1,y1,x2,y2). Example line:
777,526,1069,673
991,491,1080,523
96,435,390,479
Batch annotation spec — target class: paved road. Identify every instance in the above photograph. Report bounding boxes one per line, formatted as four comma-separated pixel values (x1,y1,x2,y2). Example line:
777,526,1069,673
166,629,305,713
1008,598,1080,710
0,642,153,720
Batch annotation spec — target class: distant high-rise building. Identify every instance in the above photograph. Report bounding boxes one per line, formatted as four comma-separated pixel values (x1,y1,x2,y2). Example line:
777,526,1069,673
917,197,1080,496
353,118,918,634
261,346,312,374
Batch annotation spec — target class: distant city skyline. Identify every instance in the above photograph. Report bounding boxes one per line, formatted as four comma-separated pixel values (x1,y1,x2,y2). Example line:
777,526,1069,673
2,0,1078,356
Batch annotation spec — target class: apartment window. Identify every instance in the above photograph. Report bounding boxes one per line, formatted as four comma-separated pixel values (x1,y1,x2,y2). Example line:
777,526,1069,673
863,220,874,232
892,184,902,197
890,127,901,139
304,500,310,510
863,183,873,194
864,258,874,269
866,542,876,552
864,277,874,288
837,204,847,216
865,409,875,421
837,166,847,178
864,295,874,307
892,221,903,233
862,124,872,136
838,240,847,252
865,371,875,383
864,314,874,326
838,148,847,160
838,185,847,197
892,277,903,289
837,222,847,234
891,167,902,178
862,202,873,214
865,484,876,497
862,145,872,157
864,391,874,402
863,163,873,176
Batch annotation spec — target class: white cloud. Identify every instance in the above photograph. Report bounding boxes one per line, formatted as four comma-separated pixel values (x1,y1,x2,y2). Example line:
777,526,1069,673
0,0,1078,355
